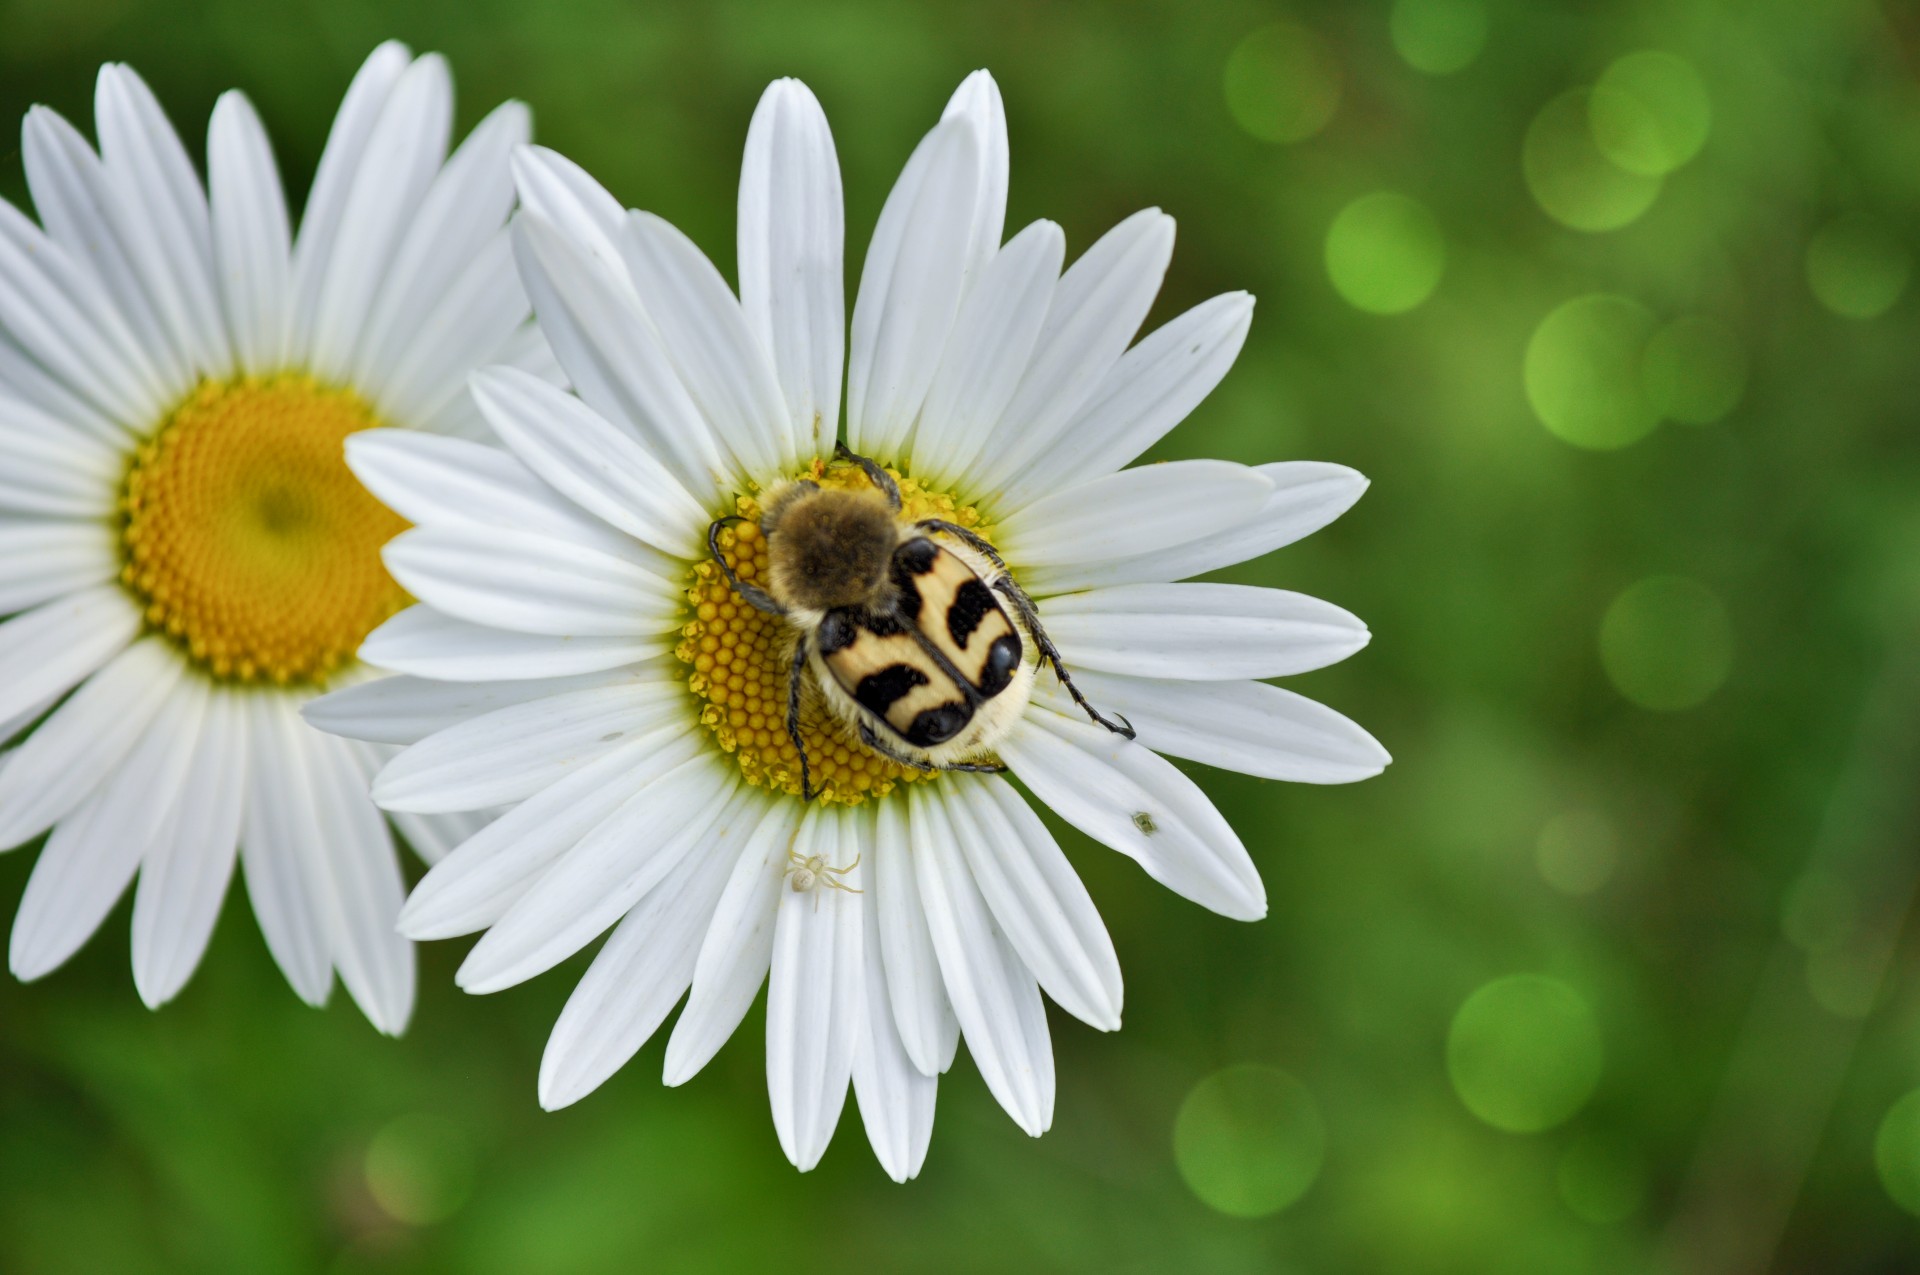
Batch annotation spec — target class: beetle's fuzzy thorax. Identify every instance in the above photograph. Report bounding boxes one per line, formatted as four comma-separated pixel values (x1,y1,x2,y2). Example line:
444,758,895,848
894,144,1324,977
761,484,898,614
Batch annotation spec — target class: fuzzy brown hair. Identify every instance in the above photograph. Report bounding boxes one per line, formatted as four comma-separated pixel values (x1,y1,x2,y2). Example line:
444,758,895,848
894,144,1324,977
762,486,898,612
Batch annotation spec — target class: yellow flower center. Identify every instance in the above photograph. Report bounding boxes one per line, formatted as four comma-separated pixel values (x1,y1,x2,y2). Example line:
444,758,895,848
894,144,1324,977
119,375,410,687
678,458,996,806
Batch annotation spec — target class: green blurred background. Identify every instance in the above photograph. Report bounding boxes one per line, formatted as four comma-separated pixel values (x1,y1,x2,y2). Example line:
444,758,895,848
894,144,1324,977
3,0,1920,1270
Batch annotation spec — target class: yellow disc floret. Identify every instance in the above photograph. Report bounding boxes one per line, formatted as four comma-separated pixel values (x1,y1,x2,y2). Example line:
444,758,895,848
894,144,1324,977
119,375,410,686
678,457,995,806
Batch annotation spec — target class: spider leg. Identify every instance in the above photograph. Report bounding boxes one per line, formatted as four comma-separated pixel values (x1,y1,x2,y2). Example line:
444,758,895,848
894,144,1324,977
788,636,816,800
708,517,785,615
835,441,901,511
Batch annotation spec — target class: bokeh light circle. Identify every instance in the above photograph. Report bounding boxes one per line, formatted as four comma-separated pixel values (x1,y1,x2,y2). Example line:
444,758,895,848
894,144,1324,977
1557,1133,1647,1223
1224,23,1342,144
1174,1064,1328,1216
1525,294,1660,449
1641,314,1748,424
1875,1090,1920,1216
1524,90,1663,232
1806,214,1912,319
364,1113,475,1226
1325,192,1447,314
1598,576,1733,711
1536,809,1621,896
1590,52,1711,176
1389,0,1489,75
1448,975,1603,1133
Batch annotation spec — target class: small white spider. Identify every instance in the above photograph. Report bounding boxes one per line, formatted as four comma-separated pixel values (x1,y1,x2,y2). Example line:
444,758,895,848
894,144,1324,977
786,847,862,910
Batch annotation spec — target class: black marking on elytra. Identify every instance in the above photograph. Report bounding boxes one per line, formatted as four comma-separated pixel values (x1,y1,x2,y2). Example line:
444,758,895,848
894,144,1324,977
907,702,971,747
855,663,929,717
894,537,939,575
979,632,1022,697
817,609,858,656
947,578,995,649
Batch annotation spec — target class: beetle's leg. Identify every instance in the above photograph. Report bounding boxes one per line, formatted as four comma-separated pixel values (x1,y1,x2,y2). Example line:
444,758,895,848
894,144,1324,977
788,637,816,800
857,719,1009,775
835,442,902,511
708,517,786,615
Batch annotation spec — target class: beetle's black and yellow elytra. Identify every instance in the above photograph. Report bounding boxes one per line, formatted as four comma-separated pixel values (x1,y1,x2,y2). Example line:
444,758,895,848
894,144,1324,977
707,445,1132,799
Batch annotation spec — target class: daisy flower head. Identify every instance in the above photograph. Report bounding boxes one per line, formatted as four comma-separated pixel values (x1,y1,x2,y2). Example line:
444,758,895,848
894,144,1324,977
311,70,1388,1176
0,43,543,1031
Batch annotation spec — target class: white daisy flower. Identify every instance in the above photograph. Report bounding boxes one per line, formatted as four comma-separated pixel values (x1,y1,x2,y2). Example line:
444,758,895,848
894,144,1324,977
309,71,1387,1175
0,43,542,1032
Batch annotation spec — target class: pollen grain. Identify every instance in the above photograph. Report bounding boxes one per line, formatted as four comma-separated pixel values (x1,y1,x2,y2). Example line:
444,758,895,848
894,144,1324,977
119,375,410,686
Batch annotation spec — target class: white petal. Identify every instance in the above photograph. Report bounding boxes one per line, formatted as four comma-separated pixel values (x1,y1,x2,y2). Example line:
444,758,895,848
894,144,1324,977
511,145,629,284
0,629,174,850
512,213,729,493
382,525,679,638
353,100,529,389
995,460,1272,567
950,776,1122,1031
907,783,1053,1135
737,79,843,462
360,605,658,682
10,677,206,980
131,686,245,1007
288,41,412,356
620,211,787,479
240,694,332,1006
874,794,958,1076
0,521,116,614
0,392,120,518
999,707,1265,921
94,63,232,376
398,730,702,940
303,664,661,746
766,808,864,1171
908,221,1063,487
20,105,186,392
0,198,167,433
368,233,528,429
1023,462,1370,595
470,367,708,559
538,789,766,1110
372,678,685,813
456,758,736,993
663,797,798,1086
1039,670,1389,784
1040,583,1369,680
997,291,1253,510
207,91,292,374
969,209,1176,496
344,429,644,562
304,53,452,380
940,70,1009,275
304,724,415,1034
845,116,981,462
851,848,939,1181
388,807,496,868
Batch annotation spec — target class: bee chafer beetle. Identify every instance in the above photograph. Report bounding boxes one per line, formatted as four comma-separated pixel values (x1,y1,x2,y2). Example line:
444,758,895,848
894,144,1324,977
708,445,1132,799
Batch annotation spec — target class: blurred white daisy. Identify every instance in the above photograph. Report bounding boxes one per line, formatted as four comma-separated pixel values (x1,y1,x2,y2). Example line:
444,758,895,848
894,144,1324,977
0,43,543,1031
310,71,1387,1173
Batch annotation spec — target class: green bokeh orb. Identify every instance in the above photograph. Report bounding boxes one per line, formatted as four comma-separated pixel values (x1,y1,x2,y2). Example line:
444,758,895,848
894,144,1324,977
1590,51,1711,176
1806,214,1912,319
1557,1133,1647,1223
1173,1065,1328,1217
1641,314,1748,424
1525,294,1660,449
1224,23,1342,144
1524,89,1663,233
364,1113,476,1227
1448,975,1603,1134
1325,192,1446,314
1536,809,1620,896
1598,576,1733,711
1389,0,1489,76
1875,1090,1920,1216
